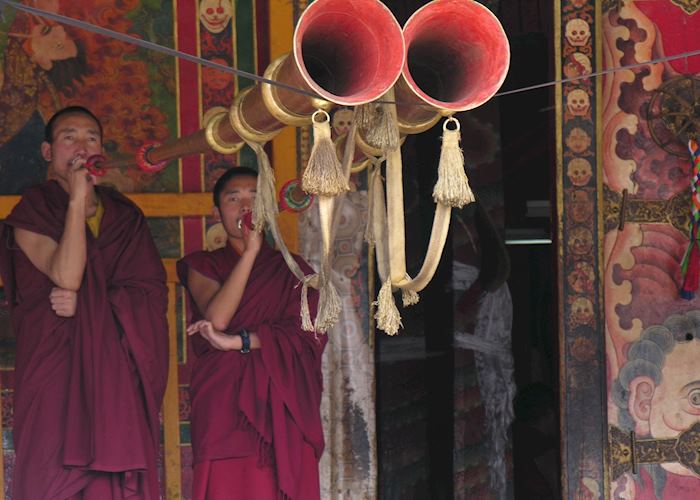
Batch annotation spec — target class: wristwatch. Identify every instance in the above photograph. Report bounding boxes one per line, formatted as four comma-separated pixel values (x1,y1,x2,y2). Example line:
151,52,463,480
239,329,251,354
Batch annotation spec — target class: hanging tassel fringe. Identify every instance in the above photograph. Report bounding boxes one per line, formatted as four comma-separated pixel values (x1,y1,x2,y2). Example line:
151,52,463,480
355,100,400,152
315,276,341,333
302,110,349,197
401,276,420,307
248,142,279,231
374,279,402,336
364,159,383,245
244,139,324,332
681,139,700,299
433,117,475,208
300,277,315,332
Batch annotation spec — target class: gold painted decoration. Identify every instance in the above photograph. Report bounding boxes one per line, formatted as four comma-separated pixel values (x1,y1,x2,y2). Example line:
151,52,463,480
671,0,700,15
609,423,700,480
603,185,691,233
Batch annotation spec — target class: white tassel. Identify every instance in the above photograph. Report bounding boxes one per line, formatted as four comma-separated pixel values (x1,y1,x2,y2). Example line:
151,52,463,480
355,100,400,152
433,117,475,208
402,287,420,307
248,142,278,231
314,277,341,333
364,161,381,245
300,277,315,332
302,110,349,197
374,278,402,336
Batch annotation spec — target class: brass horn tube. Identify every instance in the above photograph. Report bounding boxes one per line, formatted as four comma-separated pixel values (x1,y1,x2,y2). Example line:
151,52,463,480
94,0,404,171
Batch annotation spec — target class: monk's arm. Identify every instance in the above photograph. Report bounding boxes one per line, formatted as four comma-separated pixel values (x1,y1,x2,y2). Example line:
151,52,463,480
187,319,260,351
14,198,87,291
186,250,257,331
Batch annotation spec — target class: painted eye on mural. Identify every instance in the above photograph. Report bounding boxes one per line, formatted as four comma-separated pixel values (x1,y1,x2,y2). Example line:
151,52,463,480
217,7,224,13
207,8,214,14
688,389,700,408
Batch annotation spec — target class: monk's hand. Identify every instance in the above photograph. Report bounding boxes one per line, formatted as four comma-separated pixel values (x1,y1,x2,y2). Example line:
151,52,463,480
241,223,263,256
68,155,92,206
50,287,77,317
187,320,239,351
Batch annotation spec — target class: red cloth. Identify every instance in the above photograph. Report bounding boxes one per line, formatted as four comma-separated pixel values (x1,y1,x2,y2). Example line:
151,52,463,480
629,468,700,500
192,446,320,500
0,180,169,500
177,242,326,500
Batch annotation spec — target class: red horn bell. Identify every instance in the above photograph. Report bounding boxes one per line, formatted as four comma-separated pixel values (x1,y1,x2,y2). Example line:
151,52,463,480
401,0,510,112
294,0,405,105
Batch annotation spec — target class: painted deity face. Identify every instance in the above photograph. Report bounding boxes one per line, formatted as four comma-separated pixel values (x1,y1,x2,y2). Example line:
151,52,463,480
332,108,354,137
568,261,594,293
570,189,593,222
29,24,78,70
570,297,594,325
565,19,591,47
567,89,590,116
567,158,593,186
568,226,593,255
203,58,234,91
41,112,103,192
637,340,700,475
564,52,592,80
566,127,592,154
214,175,257,239
200,0,233,34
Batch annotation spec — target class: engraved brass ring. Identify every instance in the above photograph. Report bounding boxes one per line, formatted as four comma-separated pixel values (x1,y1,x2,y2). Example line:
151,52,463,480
205,112,244,155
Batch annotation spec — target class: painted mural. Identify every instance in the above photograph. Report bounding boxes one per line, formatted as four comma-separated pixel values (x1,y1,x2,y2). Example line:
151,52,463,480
558,0,606,497
602,1,700,498
0,0,178,194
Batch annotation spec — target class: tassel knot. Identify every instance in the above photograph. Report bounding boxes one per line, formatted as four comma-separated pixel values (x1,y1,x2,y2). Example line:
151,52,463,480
302,110,349,197
401,278,420,306
433,117,475,208
248,142,278,231
355,101,400,153
315,275,341,333
374,279,402,335
300,275,316,332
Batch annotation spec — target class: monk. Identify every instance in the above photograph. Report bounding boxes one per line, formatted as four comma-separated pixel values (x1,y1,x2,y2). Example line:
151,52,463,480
177,167,326,500
0,106,169,499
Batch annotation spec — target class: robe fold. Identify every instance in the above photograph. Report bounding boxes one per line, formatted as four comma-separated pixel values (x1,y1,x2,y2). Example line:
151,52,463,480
177,242,326,500
0,180,169,500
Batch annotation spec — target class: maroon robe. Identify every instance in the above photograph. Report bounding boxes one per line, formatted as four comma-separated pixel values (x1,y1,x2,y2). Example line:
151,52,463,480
177,242,326,500
0,180,169,500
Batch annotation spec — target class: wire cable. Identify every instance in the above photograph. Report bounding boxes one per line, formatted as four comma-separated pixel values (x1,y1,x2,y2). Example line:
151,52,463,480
2,0,700,103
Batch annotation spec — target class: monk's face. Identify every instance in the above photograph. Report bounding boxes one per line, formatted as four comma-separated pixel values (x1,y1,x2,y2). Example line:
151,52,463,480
214,175,257,239
41,112,103,192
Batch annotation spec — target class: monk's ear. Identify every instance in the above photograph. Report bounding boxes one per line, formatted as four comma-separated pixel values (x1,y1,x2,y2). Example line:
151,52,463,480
41,141,52,162
212,206,222,222
628,375,655,435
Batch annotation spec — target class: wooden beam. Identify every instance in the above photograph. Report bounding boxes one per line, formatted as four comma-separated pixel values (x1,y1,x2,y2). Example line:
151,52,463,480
0,258,179,287
0,192,212,219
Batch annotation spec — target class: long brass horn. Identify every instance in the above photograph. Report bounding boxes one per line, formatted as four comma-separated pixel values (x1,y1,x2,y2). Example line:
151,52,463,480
91,0,405,172
396,0,510,134
376,0,510,305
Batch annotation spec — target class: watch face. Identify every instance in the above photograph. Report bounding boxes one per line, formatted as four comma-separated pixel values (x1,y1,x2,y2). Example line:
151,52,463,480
240,329,251,354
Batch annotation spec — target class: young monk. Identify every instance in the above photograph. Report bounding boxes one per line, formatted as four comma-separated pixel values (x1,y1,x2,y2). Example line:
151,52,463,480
0,106,169,499
177,166,326,500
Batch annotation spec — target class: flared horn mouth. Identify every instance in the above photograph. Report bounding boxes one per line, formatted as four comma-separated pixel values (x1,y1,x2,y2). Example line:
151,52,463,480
293,0,405,106
402,0,510,112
